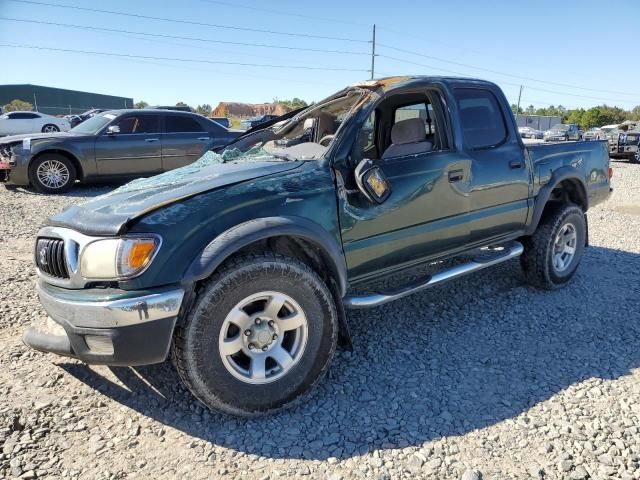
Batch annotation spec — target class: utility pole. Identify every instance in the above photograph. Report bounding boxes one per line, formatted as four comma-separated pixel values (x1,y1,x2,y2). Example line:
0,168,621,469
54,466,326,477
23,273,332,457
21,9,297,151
33,93,38,112
370,24,376,80
516,85,523,116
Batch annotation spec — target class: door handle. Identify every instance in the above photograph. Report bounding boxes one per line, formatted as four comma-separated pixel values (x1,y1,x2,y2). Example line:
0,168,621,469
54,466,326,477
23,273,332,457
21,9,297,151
145,138,159,142
197,137,210,141
509,160,523,169
448,169,464,182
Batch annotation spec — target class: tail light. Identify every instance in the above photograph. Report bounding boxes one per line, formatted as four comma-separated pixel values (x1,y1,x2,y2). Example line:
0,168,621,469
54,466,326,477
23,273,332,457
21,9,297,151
608,167,613,179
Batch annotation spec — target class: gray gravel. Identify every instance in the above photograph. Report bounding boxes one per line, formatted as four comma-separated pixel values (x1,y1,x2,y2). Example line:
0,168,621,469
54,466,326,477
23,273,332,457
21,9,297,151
1,160,639,480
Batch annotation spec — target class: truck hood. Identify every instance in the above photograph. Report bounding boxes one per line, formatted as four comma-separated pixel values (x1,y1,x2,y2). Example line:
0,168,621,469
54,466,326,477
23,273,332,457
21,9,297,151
47,150,303,235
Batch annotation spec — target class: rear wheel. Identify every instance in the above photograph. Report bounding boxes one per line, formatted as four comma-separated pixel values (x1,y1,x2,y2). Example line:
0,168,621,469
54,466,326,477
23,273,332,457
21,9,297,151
41,124,59,133
520,204,586,290
172,253,338,416
29,154,76,194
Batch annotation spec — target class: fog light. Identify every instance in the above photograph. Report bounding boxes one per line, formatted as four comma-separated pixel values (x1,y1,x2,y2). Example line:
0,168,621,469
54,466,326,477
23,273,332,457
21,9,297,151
84,335,114,355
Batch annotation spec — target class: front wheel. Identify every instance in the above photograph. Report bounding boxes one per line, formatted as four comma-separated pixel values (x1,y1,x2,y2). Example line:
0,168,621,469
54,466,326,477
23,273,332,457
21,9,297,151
172,253,338,416
520,203,586,290
41,124,59,133
29,154,76,193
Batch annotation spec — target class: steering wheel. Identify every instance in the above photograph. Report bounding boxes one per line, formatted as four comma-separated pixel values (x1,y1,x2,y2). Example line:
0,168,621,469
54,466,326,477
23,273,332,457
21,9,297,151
318,134,335,146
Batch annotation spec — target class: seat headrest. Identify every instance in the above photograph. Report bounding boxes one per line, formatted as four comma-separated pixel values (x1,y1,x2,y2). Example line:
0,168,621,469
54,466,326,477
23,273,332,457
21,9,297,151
391,118,426,145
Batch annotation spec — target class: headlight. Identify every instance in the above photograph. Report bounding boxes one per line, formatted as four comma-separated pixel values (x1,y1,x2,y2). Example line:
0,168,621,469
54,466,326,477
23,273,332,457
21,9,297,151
80,236,160,279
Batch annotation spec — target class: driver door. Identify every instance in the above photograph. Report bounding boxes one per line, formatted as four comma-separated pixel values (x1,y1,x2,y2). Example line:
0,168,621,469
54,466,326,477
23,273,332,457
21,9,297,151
94,113,163,176
337,93,472,282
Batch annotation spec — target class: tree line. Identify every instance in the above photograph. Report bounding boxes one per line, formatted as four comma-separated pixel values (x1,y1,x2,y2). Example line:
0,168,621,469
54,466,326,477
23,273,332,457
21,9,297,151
511,103,640,129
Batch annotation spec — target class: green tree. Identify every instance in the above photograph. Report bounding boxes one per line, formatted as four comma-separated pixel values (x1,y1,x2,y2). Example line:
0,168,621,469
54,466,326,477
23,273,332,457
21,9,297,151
175,101,189,108
565,108,585,127
3,99,33,112
134,101,149,109
274,97,308,109
195,104,212,116
525,105,536,115
511,104,523,115
630,106,640,121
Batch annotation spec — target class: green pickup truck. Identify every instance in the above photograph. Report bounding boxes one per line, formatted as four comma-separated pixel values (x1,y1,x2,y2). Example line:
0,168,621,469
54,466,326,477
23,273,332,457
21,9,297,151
24,76,612,416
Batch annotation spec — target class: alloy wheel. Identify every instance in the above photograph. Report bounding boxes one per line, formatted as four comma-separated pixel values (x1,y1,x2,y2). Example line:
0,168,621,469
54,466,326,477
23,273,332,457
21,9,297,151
36,160,70,189
552,222,577,273
218,291,308,384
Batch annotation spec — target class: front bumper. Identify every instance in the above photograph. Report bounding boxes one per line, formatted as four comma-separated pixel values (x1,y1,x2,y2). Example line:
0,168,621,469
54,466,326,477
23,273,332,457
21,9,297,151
0,146,30,186
23,282,185,365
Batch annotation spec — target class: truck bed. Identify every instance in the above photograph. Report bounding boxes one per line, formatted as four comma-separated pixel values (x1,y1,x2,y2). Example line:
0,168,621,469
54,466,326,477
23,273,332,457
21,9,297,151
526,140,611,209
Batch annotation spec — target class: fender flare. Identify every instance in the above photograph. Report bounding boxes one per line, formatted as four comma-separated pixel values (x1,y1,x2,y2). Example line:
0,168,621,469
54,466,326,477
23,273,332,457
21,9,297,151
525,166,588,235
182,216,348,297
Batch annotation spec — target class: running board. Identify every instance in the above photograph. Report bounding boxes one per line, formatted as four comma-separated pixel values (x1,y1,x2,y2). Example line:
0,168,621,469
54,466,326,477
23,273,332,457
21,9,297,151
343,241,524,309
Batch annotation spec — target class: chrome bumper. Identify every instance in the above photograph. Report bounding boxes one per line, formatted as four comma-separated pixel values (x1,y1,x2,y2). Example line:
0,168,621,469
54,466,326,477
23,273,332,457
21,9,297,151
24,284,185,365
36,283,185,328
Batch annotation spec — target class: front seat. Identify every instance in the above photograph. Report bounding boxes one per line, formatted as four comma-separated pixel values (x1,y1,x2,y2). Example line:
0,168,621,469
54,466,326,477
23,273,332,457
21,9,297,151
382,118,433,159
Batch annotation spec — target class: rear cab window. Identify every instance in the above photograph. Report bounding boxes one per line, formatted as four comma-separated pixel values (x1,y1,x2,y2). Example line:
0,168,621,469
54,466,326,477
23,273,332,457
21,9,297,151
455,88,507,149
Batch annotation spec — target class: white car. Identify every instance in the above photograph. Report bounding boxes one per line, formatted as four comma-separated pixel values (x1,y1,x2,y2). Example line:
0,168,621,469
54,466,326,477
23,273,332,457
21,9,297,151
0,111,71,136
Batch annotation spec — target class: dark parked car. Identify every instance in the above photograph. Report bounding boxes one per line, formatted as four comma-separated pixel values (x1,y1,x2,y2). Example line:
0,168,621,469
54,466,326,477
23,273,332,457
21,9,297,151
210,116,231,128
22,76,611,416
544,123,581,142
0,110,240,193
240,114,278,130
148,105,193,112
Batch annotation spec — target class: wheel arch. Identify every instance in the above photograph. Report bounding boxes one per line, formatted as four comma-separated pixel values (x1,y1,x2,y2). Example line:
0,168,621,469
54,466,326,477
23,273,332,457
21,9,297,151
526,167,587,235
30,149,84,181
183,216,348,297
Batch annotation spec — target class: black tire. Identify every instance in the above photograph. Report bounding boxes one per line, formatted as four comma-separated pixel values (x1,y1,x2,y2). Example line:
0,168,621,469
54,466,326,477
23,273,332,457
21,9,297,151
172,253,338,416
29,153,76,194
520,203,586,290
41,124,59,133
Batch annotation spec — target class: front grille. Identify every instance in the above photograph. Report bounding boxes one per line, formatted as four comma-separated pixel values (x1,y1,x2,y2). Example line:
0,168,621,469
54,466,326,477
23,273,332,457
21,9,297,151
35,238,69,279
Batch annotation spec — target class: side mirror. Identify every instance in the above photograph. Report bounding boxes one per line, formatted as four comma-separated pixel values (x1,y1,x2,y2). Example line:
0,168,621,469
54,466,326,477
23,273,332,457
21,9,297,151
106,125,120,135
354,159,391,204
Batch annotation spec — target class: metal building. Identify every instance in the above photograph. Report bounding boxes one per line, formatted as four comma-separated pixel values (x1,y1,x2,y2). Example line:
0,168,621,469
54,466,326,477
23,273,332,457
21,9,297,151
0,84,133,115
516,114,562,131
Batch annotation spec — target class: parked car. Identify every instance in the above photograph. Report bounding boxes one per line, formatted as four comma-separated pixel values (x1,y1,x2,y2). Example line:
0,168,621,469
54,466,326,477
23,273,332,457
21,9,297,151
22,76,611,416
148,105,193,112
544,123,581,142
0,110,240,193
210,116,231,128
518,126,543,139
582,127,605,141
240,114,278,130
0,111,71,136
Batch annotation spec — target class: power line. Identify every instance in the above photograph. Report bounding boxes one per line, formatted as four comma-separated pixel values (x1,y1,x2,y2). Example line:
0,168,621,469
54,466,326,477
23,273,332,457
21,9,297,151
0,43,370,72
7,0,370,43
197,0,371,27
378,54,639,106
377,43,640,98
0,17,369,56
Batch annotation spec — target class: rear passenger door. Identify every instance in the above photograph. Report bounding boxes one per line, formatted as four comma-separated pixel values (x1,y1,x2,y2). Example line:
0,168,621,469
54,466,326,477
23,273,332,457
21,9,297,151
453,87,530,245
161,115,211,171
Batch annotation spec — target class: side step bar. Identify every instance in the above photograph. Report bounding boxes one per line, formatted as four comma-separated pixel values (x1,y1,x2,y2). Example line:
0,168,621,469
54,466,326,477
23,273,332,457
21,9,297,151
343,241,524,309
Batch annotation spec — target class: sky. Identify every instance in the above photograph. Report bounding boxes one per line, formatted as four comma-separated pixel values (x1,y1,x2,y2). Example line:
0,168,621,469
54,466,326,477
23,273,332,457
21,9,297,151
1,0,639,111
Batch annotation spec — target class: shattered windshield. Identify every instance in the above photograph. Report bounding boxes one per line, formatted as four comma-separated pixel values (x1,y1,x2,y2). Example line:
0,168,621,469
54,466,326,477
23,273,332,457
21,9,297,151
102,147,277,195
221,90,365,161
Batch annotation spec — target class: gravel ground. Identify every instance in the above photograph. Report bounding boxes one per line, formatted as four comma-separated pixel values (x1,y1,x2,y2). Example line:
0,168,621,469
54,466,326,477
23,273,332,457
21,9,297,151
1,160,639,480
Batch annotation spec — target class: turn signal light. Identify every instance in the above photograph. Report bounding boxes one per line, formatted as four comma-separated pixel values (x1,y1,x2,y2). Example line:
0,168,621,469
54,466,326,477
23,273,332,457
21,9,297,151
127,240,156,269
608,167,613,179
